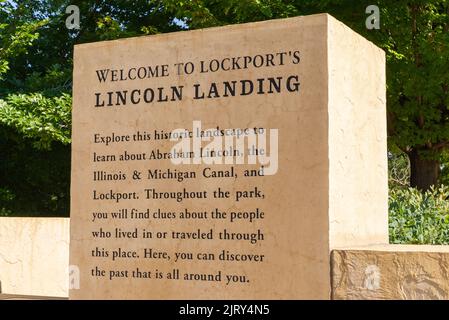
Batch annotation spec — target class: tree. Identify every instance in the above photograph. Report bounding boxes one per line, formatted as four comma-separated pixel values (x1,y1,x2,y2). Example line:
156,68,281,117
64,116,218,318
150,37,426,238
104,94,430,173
0,0,182,216
302,0,449,190
0,1,71,215
163,0,298,28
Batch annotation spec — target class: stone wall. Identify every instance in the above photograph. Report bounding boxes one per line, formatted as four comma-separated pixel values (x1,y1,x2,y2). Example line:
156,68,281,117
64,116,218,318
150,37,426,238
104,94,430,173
1,217,449,299
0,217,69,297
331,245,449,300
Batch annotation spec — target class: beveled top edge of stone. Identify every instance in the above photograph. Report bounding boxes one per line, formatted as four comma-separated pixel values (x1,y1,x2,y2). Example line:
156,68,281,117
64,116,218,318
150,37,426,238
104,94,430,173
333,244,449,253
326,14,385,56
73,13,331,50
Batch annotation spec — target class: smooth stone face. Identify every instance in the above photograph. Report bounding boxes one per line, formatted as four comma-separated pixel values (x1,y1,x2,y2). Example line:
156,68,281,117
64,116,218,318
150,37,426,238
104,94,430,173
0,217,69,297
331,245,449,300
70,14,387,299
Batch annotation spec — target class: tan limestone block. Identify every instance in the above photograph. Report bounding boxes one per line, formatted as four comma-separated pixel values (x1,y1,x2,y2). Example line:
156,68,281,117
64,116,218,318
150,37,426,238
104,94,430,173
332,245,449,300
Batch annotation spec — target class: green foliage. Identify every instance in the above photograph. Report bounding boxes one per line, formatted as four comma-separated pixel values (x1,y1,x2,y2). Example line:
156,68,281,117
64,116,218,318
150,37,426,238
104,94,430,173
386,151,449,245
0,3,46,79
0,0,185,216
389,186,449,244
164,0,299,29
0,93,71,149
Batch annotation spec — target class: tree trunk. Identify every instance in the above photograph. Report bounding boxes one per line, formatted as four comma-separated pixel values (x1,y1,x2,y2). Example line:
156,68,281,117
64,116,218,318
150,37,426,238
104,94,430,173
409,149,440,190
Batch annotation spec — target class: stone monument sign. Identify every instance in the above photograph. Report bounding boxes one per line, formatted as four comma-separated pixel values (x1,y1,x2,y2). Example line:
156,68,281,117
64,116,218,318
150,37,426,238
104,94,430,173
70,14,388,299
